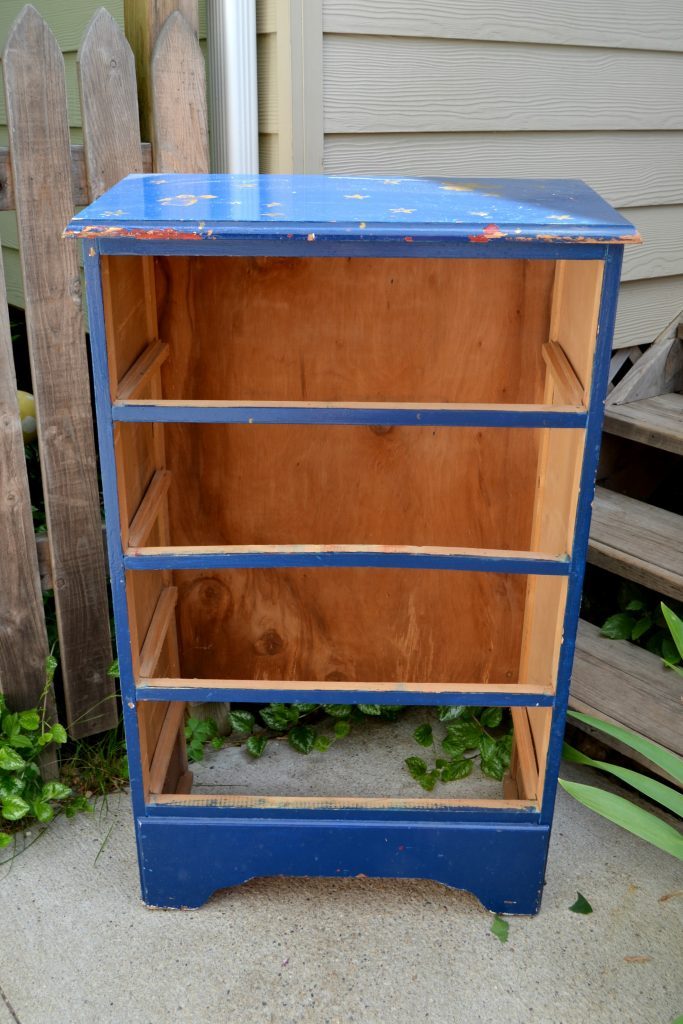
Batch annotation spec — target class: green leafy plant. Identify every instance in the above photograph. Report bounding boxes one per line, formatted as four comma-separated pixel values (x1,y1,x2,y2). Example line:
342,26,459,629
569,892,593,914
600,582,682,668
561,710,683,861
185,702,404,763
0,657,91,849
405,706,513,791
490,914,509,943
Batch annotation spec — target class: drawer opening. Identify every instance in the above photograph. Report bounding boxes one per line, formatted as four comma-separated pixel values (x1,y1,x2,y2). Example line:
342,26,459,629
137,699,549,812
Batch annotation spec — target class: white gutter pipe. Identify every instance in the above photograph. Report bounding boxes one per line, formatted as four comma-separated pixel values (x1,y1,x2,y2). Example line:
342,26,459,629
207,0,259,173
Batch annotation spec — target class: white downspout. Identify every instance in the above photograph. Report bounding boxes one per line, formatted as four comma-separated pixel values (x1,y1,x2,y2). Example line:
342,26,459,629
206,0,259,174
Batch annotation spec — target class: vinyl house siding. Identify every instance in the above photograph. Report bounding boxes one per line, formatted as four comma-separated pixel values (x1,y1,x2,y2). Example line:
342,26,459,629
0,0,207,307
260,0,683,349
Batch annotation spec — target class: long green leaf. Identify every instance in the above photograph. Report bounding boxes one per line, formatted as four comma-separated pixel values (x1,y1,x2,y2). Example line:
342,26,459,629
563,743,683,818
661,603,683,661
559,779,683,861
567,710,683,785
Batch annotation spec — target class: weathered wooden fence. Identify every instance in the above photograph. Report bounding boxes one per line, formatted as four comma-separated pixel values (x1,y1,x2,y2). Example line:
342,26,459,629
0,4,209,738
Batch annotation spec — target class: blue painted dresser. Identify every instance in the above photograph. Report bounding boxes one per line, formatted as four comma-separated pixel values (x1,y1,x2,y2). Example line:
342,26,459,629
67,174,637,913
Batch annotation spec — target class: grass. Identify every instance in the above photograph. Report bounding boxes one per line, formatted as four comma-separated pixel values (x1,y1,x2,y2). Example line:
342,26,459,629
60,722,129,804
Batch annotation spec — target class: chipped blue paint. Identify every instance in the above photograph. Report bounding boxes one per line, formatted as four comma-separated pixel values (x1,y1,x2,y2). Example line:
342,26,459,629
75,174,630,915
66,173,639,244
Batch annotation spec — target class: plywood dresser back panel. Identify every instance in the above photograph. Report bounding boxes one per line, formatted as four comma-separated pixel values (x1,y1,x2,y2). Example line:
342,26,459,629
155,256,554,403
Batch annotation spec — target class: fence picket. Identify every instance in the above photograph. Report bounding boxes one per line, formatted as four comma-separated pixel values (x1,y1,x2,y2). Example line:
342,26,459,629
3,5,115,738
78,8,143,195
151,11,209,172
0,244,52,716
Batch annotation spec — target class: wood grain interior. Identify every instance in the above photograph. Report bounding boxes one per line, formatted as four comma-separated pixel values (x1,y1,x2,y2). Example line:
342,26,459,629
103,254,188,794
154,255,555,403
518,259,604,797
124,567,563,687
143,423,543,549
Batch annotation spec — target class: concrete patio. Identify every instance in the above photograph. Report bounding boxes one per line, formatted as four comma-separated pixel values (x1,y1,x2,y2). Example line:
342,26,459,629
0,758,681,1024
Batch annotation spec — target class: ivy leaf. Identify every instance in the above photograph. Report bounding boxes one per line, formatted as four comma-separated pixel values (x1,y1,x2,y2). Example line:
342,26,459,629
17,710,40,731
490,915,509,943
0,747,26,771
438,706,467,722
405,756,428,781
357,704,382,716
601,613,635,640
0,832,12,848
49,724,68,745
378,705,404,721
569,892,593,914
441,758,473,782
246,735,267,759
41,781,72,802
288,725,317,755
260,704,299,731
413,723,433,747
480,744,510,781
322,705,352,718
8,734,32,749
2,714,19,739
187,740,205,763
442,736,466,758
480,707,503,729
210,736,223,750
32,800,54,823
313,735,331,752
625,599,646,612
333,720,351,738
417,770,439,792
294,703,319,715
1,795,30,821
445,720,481,749
229,710,255,734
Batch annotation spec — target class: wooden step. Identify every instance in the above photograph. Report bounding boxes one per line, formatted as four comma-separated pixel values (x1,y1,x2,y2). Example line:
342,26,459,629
570,620,683,770
588,487,683,602
604,393,683,455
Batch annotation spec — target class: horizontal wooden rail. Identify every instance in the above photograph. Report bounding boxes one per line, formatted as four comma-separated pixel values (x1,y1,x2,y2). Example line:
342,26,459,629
150,792,538,812
148,700,186,795
124,544,572,575
136,678,555,706
128,469,172,548
0,143,153,212
542,341,585,407
117,340,169,401
138,586,178,679
112,400,588,428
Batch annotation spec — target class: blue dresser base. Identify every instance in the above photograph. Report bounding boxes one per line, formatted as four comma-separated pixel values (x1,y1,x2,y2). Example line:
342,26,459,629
137,815,549,914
